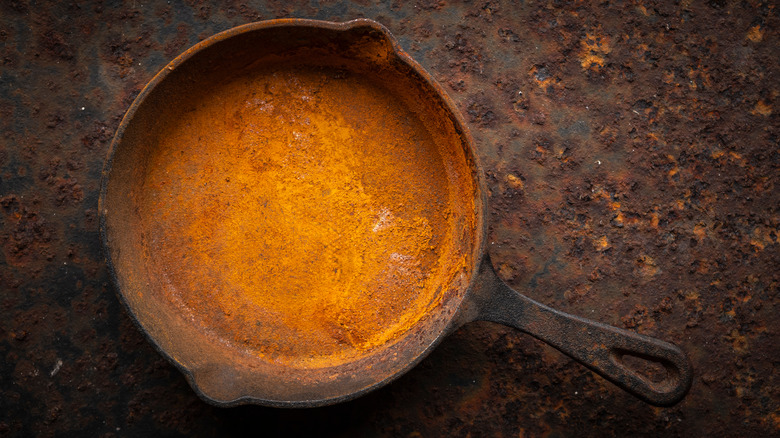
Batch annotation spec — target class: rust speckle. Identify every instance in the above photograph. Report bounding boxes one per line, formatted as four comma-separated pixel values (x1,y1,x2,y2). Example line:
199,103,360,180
751,100,773,116
579,27,611,71
594,235,610,252
636,254,659,277
726,329,749,354
504,173,523,190
746,24,764,42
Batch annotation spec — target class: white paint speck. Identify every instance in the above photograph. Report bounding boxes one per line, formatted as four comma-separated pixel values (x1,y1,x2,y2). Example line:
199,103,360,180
50,359,63,377
372,208,393,232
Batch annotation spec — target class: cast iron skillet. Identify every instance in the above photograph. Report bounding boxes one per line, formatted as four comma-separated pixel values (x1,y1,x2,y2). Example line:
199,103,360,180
99,19,692,408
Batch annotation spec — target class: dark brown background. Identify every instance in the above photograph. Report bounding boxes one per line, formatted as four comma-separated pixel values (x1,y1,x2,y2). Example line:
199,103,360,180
1,1,777,437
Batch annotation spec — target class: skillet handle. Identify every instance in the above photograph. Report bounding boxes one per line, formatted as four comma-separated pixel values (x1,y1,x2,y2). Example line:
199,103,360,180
466,257,693,406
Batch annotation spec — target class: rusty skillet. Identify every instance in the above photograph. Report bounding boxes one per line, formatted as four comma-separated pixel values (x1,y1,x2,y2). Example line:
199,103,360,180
99,19,692,408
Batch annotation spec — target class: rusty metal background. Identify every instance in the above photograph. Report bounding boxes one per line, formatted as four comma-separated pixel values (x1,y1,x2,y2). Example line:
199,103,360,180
0,0,777,436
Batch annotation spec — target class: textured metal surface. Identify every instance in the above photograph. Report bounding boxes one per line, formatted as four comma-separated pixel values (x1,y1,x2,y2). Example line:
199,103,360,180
1,0,777,436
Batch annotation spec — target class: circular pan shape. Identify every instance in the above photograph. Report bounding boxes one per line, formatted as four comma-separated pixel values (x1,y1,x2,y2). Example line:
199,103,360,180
99,19,485,407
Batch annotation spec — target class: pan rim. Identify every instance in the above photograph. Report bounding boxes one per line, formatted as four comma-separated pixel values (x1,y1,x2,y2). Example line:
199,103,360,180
98,18,490,408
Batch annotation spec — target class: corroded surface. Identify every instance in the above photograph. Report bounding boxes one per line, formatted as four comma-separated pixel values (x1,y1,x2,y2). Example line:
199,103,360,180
0,0,777,437
141,62,456,366
114,57,471,368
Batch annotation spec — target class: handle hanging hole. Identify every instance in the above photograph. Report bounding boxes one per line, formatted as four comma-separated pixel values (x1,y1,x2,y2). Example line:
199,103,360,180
619,353,668,384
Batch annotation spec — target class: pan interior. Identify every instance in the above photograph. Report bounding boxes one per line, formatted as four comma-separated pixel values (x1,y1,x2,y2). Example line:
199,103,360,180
115,51,477,370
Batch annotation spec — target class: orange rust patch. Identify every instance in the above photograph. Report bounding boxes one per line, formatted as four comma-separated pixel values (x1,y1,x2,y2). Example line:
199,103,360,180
726,329,749,354
579,28,611,71
767,411,780,431
594,235,610,252
751,100,772,116
746,25,764,42
505,173,524,190
649,210,660,228
636,254,659,277
137,63,470,368
750,226,777,251
693,223,707,241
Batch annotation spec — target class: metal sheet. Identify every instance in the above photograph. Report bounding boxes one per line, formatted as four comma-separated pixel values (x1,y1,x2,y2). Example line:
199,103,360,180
0,0,777,436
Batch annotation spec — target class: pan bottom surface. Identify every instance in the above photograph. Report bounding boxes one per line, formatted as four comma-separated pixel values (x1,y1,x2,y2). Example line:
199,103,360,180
137,61,461,368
